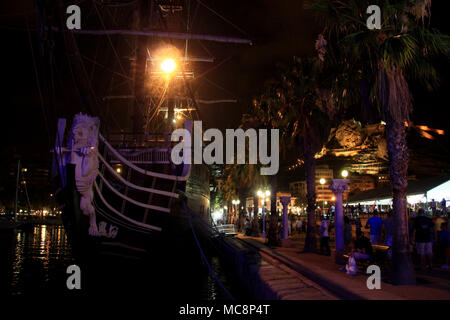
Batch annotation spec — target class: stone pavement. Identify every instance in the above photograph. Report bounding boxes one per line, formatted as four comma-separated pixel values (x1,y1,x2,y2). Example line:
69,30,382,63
256,252,338,300
237,233,450,300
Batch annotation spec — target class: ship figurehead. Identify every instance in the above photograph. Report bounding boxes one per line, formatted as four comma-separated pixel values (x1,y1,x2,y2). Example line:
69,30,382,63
69,113,101,236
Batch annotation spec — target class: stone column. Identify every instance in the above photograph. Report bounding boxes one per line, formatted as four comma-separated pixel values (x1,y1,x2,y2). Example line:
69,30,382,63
329,179,349,264
280,196,291,247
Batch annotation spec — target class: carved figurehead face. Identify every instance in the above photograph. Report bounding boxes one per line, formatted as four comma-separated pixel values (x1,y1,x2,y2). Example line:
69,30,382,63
70,113,100,150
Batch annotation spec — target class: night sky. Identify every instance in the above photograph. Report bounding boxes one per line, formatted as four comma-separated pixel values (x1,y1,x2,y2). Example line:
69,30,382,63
0,0,448,168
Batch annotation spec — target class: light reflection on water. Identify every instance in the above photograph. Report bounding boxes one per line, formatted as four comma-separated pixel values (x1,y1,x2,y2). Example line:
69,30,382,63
3,224,74,295
1,224,240,299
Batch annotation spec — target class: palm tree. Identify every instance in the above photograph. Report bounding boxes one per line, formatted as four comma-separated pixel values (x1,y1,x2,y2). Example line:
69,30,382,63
251,58,332,250
308,0,449,284
277,57,333,252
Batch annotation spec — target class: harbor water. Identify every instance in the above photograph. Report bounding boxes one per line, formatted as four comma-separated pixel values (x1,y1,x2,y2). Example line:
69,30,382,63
0,224,244,299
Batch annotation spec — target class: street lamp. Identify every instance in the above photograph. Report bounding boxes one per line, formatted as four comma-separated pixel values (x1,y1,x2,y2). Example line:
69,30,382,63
161,58,176,74
341,170,349,178
320,178,326,216
257,189,270,240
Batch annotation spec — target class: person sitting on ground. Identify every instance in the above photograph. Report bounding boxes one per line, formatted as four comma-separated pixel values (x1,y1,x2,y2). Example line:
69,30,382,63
438,222,450,270
352,230,373,261
365,210,383,244
412,208,435,270
343,231,373,275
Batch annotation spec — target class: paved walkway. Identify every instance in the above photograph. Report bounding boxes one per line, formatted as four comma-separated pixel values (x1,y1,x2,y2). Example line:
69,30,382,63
237,233,450,300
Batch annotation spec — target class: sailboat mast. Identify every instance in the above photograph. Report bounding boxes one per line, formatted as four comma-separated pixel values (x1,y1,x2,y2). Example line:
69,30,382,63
14,159,21,222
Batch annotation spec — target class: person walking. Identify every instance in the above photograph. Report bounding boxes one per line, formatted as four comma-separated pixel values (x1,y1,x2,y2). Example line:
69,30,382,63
438,221,450,270
244,218,251,236
296,219,303,234
365,210,383,244
412,208,435,270
382,210,394,259
344,216,352,253
382,210,394,246
319,216,331,256
355,217,362,235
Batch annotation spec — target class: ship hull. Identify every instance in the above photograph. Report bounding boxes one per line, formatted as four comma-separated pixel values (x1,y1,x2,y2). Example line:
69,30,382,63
58,164,211,264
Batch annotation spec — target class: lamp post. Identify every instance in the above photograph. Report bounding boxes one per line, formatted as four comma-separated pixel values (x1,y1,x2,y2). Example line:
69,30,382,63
320,178,326,217
329,170,349,264
257,189,270,240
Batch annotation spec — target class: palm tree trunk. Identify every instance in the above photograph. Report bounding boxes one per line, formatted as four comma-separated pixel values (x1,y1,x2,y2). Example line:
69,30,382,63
303,138,317,252
386,119,416,285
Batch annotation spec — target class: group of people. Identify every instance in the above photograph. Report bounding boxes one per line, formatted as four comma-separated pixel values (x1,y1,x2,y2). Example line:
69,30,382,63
346,209,450,271
241,207,450,271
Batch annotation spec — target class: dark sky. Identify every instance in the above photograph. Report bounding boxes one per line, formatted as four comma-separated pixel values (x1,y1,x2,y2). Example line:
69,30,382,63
0,0,448,167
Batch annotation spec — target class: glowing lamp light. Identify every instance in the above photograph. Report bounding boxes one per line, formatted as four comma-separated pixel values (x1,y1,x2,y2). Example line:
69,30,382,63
161,58,176,73
341,170,349,178
265,190,271,197
320,178,326,185
257,190,263,197
116,167,122,174
332,196,336,201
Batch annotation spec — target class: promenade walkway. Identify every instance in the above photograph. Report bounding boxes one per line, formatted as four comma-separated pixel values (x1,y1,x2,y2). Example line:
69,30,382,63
237,233,450,300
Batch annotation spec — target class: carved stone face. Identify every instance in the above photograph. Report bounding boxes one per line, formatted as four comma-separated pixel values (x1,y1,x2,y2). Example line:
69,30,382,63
70,113,99,149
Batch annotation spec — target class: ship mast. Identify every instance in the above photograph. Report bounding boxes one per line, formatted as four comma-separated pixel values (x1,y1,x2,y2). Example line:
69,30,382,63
132,0,151,138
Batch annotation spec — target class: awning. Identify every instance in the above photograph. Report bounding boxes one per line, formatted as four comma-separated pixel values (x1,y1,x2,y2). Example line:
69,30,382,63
347,175,450,206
